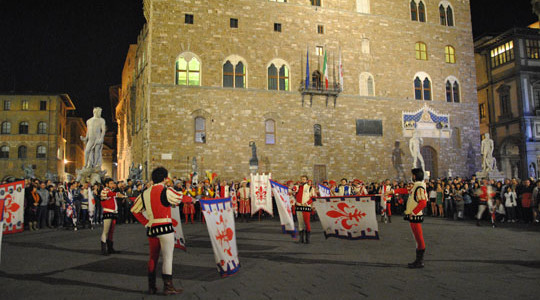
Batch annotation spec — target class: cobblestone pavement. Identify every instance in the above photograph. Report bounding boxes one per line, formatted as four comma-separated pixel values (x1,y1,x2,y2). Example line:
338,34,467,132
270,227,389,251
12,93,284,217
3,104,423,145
1,217,539,300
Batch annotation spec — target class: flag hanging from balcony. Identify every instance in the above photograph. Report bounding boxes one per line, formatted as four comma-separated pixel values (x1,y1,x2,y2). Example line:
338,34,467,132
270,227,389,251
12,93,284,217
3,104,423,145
338,50,343,91
323,49,329,90
305,48,310,89
313,196,379,240
1,180,25,234
201,197,240,277
318,184,331,197
250,173,273,216
270,180,296,237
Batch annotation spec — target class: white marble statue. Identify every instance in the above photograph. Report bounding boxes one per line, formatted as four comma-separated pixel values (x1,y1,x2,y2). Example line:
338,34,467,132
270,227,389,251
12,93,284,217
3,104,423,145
481,133,494,173
81,107,106,169
409,130,425,171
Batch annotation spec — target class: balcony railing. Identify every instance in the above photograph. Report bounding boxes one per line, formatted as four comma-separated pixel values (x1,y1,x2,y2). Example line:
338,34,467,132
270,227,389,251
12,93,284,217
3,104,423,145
299,80,341,107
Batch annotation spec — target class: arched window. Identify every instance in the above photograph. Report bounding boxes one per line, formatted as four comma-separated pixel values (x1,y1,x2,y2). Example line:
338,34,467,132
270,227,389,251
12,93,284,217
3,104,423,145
367,76,374,96
423,78,431,100
235,62,245,88
223,59,246,88
314,124,322,146
418,1,426,22
415,42,427,60
19,121,29,134
37,145,47,159
410,0,418,21
453,81,460,103
360,72,375,96
446,6,454,26
445,77,460,103
175,54,201,86
18,145,27,159
1,121,11,134
268,64,278,90
439,5,446,25
414,77,423,100
223,61,234,87
37,122,47,134
265,119,276,144
445,45,456,63
194,117,206,143
279,65,289,91
0,145,9,159
446,81,452,102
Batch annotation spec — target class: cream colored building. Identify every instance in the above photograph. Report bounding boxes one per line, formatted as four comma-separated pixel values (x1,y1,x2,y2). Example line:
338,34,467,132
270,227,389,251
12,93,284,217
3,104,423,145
117,0,481,182
0,93,75,181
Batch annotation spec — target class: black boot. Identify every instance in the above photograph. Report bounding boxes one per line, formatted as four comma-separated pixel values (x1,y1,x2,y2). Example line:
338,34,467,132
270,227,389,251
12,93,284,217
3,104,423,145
162,274,183,295
305,231,310,244
299,230,305,243
106,239,119,254
408,249,425,268
101,241,109,256
388,216,392,223
148,271,157,294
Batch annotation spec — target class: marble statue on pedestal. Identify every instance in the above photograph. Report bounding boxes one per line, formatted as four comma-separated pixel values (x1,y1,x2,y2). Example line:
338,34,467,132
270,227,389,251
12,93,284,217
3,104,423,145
481,133,494,173
21,164,34,179
191,157,199,184
409,131,425,172
76,107,107,184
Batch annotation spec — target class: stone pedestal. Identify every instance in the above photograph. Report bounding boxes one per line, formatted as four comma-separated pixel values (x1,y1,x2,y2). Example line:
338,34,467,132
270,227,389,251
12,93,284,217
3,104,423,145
475,170,505,182
76,167,107,185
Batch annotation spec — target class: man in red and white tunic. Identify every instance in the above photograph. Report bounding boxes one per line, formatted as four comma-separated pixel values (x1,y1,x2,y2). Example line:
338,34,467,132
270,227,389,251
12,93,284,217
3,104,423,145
238,179,250,222
379,179,394,223
182,181,197,224
295,175,316,244
404,168,428,268
100,178,120,255
131,167,183,295
475,178,496,227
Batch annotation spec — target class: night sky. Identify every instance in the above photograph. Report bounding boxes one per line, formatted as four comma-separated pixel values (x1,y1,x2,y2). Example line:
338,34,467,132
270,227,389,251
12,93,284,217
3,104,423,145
0,0,536,126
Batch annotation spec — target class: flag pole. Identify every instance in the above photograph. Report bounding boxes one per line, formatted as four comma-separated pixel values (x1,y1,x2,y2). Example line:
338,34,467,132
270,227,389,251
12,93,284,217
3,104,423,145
301,50,304,90
332,52,336,91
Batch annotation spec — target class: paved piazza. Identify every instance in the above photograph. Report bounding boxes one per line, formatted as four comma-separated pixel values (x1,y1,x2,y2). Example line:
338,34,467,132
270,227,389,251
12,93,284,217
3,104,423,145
1,217,539,299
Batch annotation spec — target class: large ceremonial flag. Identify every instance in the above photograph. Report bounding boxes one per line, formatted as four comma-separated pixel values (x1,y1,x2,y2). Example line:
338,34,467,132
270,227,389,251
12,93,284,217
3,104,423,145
201,197,240,277
323,50,329,90
313,196,379,240
270,180,296,237
171,206,186,251
250,173,273,216
1,181,25,234
88,187,95,225
318,184,331,197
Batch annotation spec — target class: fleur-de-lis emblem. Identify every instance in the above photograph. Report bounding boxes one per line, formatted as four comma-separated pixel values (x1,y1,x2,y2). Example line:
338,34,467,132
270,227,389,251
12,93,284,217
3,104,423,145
326,202,366,230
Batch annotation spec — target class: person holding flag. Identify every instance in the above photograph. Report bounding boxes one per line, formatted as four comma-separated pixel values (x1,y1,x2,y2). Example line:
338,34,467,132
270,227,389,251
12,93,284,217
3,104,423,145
294,175,316,244
131,167,184,295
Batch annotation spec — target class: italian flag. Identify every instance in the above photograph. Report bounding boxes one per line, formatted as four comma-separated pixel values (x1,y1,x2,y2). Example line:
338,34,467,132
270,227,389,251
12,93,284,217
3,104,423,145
322,50,328,90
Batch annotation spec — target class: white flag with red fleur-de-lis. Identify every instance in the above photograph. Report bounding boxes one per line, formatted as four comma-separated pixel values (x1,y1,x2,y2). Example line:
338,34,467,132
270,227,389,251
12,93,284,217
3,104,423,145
313,196,379,240
250,173,273,216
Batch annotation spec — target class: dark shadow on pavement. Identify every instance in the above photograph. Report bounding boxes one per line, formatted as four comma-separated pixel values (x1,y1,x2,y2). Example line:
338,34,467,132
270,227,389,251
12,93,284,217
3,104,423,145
429,259,540,269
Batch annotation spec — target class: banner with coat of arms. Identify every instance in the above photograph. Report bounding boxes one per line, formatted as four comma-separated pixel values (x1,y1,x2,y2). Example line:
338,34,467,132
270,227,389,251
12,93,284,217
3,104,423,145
201,197,240,277
313,196,379,240
171,205,186,251
1,181,25,234
270,180,296,237
250,173,273,216
318,184,331,197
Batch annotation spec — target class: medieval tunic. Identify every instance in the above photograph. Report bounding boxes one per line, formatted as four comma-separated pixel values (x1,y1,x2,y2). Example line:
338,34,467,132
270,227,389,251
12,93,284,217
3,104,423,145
100,187,118,219
295,183,315,232
238,186,250,214
405,181,428,250
182,188,197,215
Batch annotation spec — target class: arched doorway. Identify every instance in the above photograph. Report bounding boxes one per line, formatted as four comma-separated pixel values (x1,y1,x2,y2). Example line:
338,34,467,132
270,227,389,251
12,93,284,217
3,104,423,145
421,146,438,178
500,139,520,179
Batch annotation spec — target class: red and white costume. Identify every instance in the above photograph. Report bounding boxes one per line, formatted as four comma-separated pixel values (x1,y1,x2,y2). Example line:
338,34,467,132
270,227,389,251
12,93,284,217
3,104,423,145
379,184,394,217
405,181,428,251
238,186,250,215
183,188,197,224
100,187,118,244
295,183,315,233
476,184,496,224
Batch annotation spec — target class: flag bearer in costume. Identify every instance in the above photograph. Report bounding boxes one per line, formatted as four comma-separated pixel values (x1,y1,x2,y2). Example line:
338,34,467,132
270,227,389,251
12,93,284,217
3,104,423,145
183,181,197,224
404,168,428,269
295,175,316,244
100,178,120,255
475,178,496,227
379,179,394,223
131,167,184,295
335,178,351,196
238,179,250,222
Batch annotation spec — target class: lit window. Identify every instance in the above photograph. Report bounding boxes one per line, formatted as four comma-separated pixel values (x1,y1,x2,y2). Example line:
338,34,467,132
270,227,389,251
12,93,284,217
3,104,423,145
18,146,27,159
176,55,201,86
526,39,540,59
314,124,322,146
316,46,324,56
38,122,47,134
0,145,9,159
19,122,28,134
311,0,321,6
195,117,206,143
1,121,11,134
356,0,370,14
265,119,276,145
3,100,10,110
445,45,456,63
415,42,427,60
279,65,289,91
490,41,514,68
37,145,46,159
479,103,486,119
22,100,28,110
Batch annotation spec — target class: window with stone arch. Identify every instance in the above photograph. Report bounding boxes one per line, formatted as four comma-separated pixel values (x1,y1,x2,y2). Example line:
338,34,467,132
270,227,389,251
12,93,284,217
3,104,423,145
18,145,27,159
0,145,9,159
37,122,47,134
194,117,206,143
413,72,432,101
223,56,247,88
445,76,460,103
415,42,427,60
445,45,456,63
411,1,426,22
36,145,47,159
314,124,322,146
1,121,11,134
410,0,418,21
267,59,290,91
359,72,375,96
175,52,201,86
265,119,276,145
439,1,454,26
19,121,29,134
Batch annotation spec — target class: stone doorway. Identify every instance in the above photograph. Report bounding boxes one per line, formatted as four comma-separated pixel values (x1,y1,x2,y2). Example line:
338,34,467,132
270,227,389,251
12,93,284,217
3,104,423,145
421,146,438,178
313,164,327,184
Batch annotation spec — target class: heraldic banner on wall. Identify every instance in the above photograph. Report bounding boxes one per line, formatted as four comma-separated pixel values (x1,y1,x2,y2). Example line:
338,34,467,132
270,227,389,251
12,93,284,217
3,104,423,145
313,196,379,240
1,180,25,234
201,197,240,277
171,206,186,251
270,180,297,237
250,173,273,216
